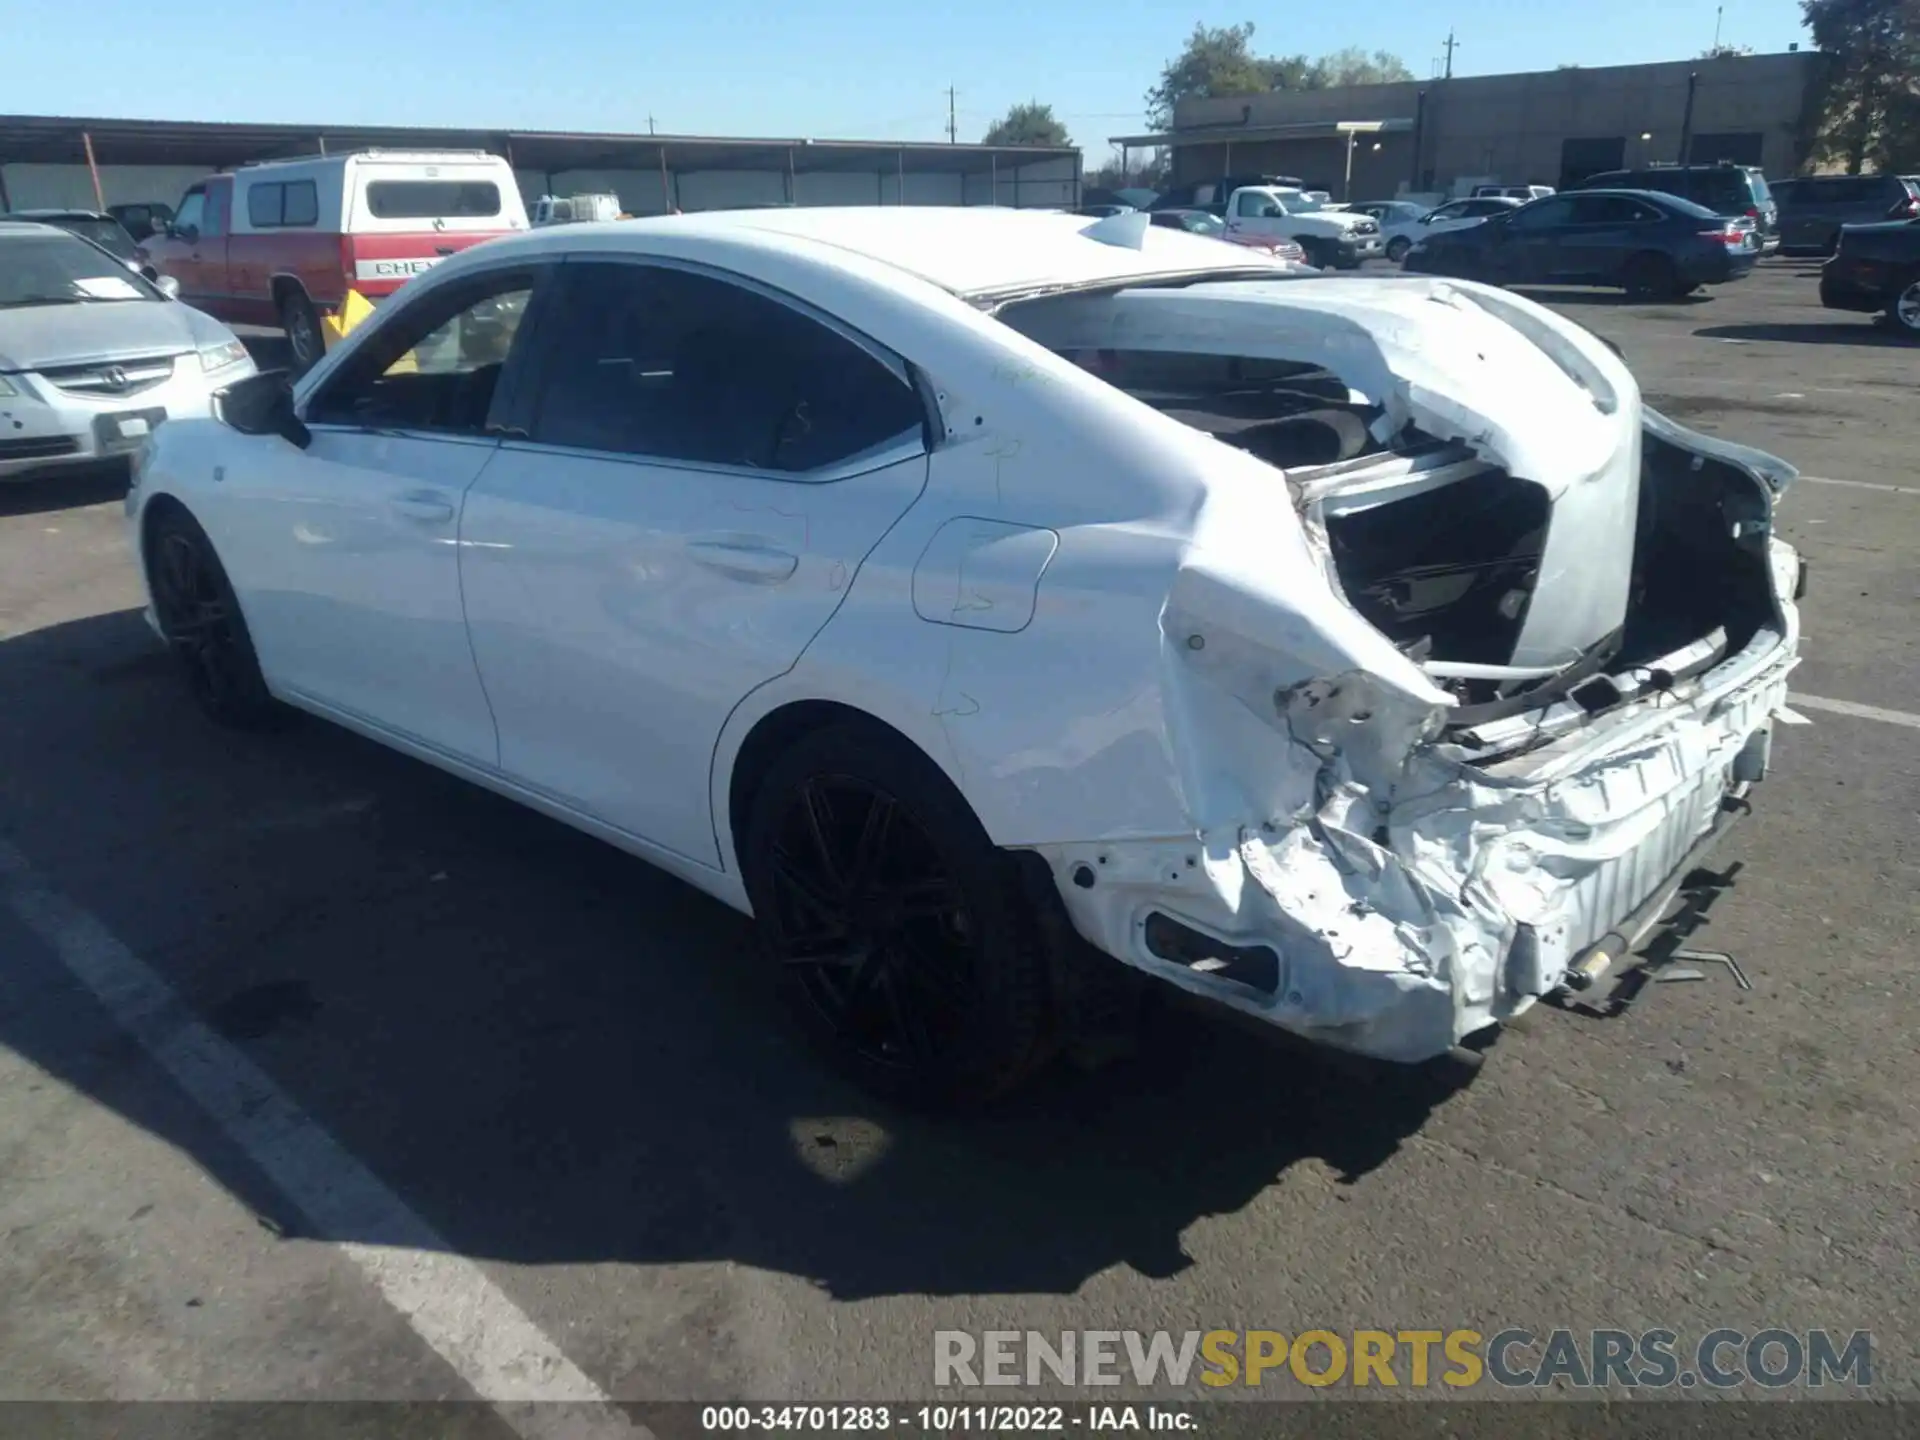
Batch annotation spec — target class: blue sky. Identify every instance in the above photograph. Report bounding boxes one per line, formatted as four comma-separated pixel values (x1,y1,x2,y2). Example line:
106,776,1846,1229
12,0,1811,158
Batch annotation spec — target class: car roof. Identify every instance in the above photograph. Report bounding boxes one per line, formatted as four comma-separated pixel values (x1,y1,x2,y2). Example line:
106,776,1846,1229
501,206,1283,300
0,219,81,235
1559,187,1717,215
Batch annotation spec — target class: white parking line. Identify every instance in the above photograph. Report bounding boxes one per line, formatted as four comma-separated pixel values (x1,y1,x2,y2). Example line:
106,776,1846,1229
0,838,646,1440
1800,475,1920,496
1790,694,1920,731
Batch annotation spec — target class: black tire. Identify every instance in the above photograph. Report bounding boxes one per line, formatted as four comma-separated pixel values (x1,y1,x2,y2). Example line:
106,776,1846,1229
1386,236,1412,264
145,507,279,729
1887,275,1920,338
740,719,1052,1108
279,289,325,376
1624,252,1682,300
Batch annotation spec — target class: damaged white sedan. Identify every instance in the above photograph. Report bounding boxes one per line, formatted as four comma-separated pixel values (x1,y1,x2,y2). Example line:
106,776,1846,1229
125,206,1805,1103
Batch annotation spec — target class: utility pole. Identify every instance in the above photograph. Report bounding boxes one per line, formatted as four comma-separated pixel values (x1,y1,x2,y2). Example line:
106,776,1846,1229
1711,4,1724,49
946,87,957,143
647,115,656,135
1442,29,1459,79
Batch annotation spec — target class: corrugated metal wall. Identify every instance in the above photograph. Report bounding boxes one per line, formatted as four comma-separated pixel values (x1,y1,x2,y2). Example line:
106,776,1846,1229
3,156,1079,215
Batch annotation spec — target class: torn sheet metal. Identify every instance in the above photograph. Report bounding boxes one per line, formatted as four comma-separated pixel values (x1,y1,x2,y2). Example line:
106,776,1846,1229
1034,610,1798,1062
1003,276,1643,669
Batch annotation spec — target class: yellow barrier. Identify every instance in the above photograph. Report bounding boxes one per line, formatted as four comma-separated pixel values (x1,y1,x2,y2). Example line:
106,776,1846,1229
320,289,376,351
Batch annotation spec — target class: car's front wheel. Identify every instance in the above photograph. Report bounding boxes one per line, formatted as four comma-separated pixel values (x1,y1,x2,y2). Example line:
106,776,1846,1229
741,719,1053,1107
1889,275,1920,338
146,508,279,729
1386,236,1412,264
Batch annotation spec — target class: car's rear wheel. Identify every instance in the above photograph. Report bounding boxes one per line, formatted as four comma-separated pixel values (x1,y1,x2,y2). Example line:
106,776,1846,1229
1386,236,1412,264
741,720,1052,1107
1889,276,1920,337
279,289,325,375
1624,252,1682,299
146,508,278,729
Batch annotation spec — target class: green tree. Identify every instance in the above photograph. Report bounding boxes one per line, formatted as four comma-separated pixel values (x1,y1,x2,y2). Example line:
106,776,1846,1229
1145,25,1416,129
1802,0,1920,172
982,101,1072,148
1310,46,1417,86
1145,23,1278,129
1700,42,1756,56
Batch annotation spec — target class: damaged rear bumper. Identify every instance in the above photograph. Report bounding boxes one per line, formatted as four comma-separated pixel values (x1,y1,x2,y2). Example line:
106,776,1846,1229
1029,617,1796,1063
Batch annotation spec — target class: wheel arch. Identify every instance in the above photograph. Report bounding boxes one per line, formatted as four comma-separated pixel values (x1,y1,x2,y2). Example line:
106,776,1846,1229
717,694,975,879
137,490,199,580
269,272,314,310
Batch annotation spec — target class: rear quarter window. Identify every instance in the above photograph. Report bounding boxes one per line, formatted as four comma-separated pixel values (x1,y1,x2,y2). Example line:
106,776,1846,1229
363,180,502,220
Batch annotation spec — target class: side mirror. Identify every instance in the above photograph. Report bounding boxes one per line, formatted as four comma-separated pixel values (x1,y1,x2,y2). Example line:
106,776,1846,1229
178,224,199,244
156,274,181,299
211,369,311,450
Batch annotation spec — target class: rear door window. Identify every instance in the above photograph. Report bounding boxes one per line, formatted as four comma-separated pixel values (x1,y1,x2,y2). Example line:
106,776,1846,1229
1568,194,1659,224
1806,177,1880,205
247,180,319,228
525,261,925,476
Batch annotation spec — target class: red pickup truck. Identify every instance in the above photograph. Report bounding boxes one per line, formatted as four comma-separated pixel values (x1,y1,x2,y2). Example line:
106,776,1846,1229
140,150,530,371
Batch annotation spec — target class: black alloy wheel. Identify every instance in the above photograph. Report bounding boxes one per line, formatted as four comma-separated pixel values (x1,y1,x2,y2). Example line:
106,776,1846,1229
769,775,973,1066
742,721,1051,1106
146,511,277,728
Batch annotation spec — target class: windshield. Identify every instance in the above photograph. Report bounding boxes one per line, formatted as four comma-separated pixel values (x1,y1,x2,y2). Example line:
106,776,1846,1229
0,230,158,307
1279,192,1326,213
1181,212,1226,236
49,217,140,261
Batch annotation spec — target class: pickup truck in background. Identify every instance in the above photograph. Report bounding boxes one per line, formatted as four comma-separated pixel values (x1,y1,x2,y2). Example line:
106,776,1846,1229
139,150,529,373
1221,185,1384,268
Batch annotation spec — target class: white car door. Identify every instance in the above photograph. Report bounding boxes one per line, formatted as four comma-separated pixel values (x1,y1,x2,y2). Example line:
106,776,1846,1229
1225,189,1290,241
458,255,931,868
218,263,550,763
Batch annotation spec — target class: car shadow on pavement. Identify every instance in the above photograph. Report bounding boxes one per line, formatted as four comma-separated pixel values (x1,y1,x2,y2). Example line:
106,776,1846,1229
0,465,128,518
1512,287,1713,310
0,608,1474,1303
1693,320,1908,347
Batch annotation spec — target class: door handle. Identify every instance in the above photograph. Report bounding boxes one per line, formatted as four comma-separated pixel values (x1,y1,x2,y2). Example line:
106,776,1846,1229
392,490,455,523
686,539,799,584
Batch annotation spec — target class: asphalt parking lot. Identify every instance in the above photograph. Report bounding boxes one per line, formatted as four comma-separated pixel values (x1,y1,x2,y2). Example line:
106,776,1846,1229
1,259,1915,1425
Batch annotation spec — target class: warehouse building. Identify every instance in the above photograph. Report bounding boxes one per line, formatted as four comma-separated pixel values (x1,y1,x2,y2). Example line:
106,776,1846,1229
0,114,1081,217
1112,50,1825,201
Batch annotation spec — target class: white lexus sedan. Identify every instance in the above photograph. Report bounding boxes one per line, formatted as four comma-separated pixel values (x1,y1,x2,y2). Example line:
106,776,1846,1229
126,206,1805,1105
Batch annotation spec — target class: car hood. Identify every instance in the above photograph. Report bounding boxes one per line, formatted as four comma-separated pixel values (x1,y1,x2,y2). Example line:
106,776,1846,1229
0,300,227,372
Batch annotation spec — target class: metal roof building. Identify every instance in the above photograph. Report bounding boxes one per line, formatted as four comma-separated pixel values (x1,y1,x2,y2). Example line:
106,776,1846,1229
0,113,1082,215
1111,50,1824,201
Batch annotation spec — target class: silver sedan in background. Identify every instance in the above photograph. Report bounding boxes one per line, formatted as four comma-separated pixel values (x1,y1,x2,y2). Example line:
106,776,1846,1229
0,221,256,481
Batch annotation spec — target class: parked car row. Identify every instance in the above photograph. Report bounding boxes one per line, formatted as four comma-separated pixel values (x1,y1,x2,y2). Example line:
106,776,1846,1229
1401,188,1761,296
